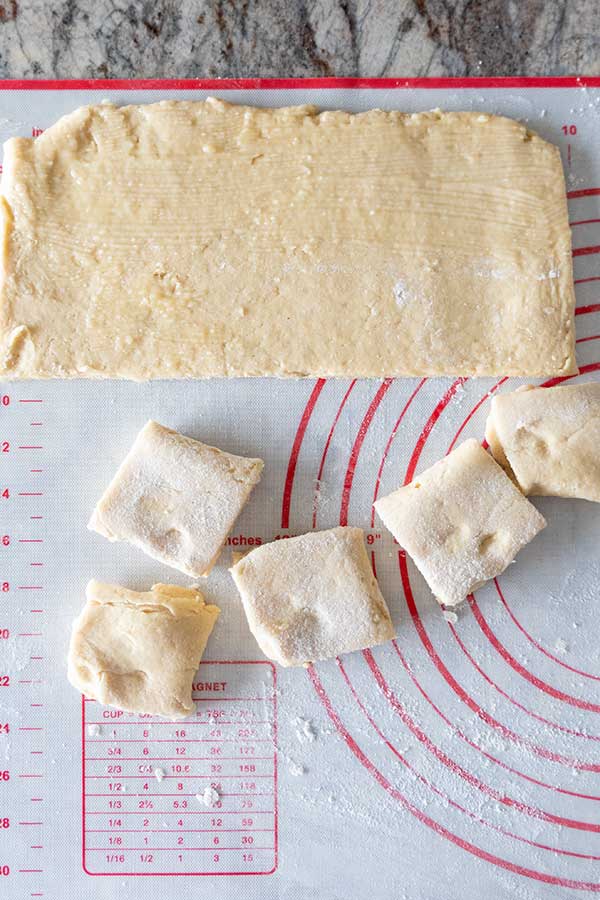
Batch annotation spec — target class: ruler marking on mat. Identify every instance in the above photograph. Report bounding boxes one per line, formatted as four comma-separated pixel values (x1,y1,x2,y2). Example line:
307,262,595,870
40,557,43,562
0,391,47,897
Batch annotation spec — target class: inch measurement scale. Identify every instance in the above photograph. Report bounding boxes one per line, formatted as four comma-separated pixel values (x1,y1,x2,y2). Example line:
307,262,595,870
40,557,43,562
0,390,47,895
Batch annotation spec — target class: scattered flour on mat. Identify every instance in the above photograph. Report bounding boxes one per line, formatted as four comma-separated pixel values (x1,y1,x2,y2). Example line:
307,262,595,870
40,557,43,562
312,477,338,518
196,786,220,807
87,723,101,737
153,767,165,782
568,83,600,117
295,716,317,743
280,717,318,775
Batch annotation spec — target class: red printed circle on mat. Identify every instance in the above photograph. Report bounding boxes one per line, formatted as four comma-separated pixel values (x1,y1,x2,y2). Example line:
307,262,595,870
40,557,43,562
278,245,600,888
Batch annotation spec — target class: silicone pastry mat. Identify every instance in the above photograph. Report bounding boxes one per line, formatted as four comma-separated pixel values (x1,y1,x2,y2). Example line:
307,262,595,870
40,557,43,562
1,78,599,900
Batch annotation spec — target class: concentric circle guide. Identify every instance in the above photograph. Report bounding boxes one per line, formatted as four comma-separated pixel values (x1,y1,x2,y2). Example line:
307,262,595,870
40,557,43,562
284,190,600,888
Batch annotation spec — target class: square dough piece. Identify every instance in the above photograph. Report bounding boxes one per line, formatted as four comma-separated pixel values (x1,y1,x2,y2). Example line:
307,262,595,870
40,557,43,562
485,382,600,501
374,439,546,607
89,420,264,577
230,526,394,667
67,580,220,718
0,100,576,380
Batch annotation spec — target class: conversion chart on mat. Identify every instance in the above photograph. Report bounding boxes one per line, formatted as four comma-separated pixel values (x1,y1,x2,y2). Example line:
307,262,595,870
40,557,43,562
0,78,600,900
82,661,277,876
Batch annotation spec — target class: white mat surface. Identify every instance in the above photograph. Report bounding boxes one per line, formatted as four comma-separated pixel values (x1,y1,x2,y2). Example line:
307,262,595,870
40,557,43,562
1,80,599,900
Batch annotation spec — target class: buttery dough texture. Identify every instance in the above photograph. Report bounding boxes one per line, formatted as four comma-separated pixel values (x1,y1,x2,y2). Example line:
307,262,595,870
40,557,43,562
0,99,576,379
374,439,546,607
230,526,394,666
67,580,220,718
485,382,600,501
89,420,263,577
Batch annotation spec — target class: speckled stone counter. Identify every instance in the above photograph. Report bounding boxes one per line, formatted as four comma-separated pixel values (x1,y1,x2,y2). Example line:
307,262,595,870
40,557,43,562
0,0,597,79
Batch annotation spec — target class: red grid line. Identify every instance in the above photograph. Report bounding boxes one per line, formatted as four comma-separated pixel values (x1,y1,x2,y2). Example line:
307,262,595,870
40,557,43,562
1,76,600,89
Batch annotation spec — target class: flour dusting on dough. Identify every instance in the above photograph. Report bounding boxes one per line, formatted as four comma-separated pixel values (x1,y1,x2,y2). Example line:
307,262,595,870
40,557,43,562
393,280,412,309
536,268,561,280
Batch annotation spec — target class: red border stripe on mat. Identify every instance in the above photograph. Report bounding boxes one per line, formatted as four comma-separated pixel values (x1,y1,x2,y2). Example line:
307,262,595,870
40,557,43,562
0,77,599,91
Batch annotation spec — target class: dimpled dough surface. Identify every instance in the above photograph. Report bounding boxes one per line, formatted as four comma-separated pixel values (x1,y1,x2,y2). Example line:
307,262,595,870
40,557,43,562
89,420,264,577
374,439,547,607
230,527,395,666
0,99,576,379
67,580,220,718
485,382,600,501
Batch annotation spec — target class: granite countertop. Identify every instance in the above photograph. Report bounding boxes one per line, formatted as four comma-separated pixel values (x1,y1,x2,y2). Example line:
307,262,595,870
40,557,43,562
0,0,597,79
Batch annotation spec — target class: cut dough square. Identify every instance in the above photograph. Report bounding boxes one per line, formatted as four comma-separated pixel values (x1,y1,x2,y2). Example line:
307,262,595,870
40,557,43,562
67,580,220,718
0,99,576,379
89,420,263,577
230,526,394,666
374,439,546,607
486,382,600,501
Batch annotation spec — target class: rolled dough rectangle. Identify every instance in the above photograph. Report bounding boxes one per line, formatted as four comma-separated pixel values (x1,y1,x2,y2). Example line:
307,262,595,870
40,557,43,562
0,99,577,379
